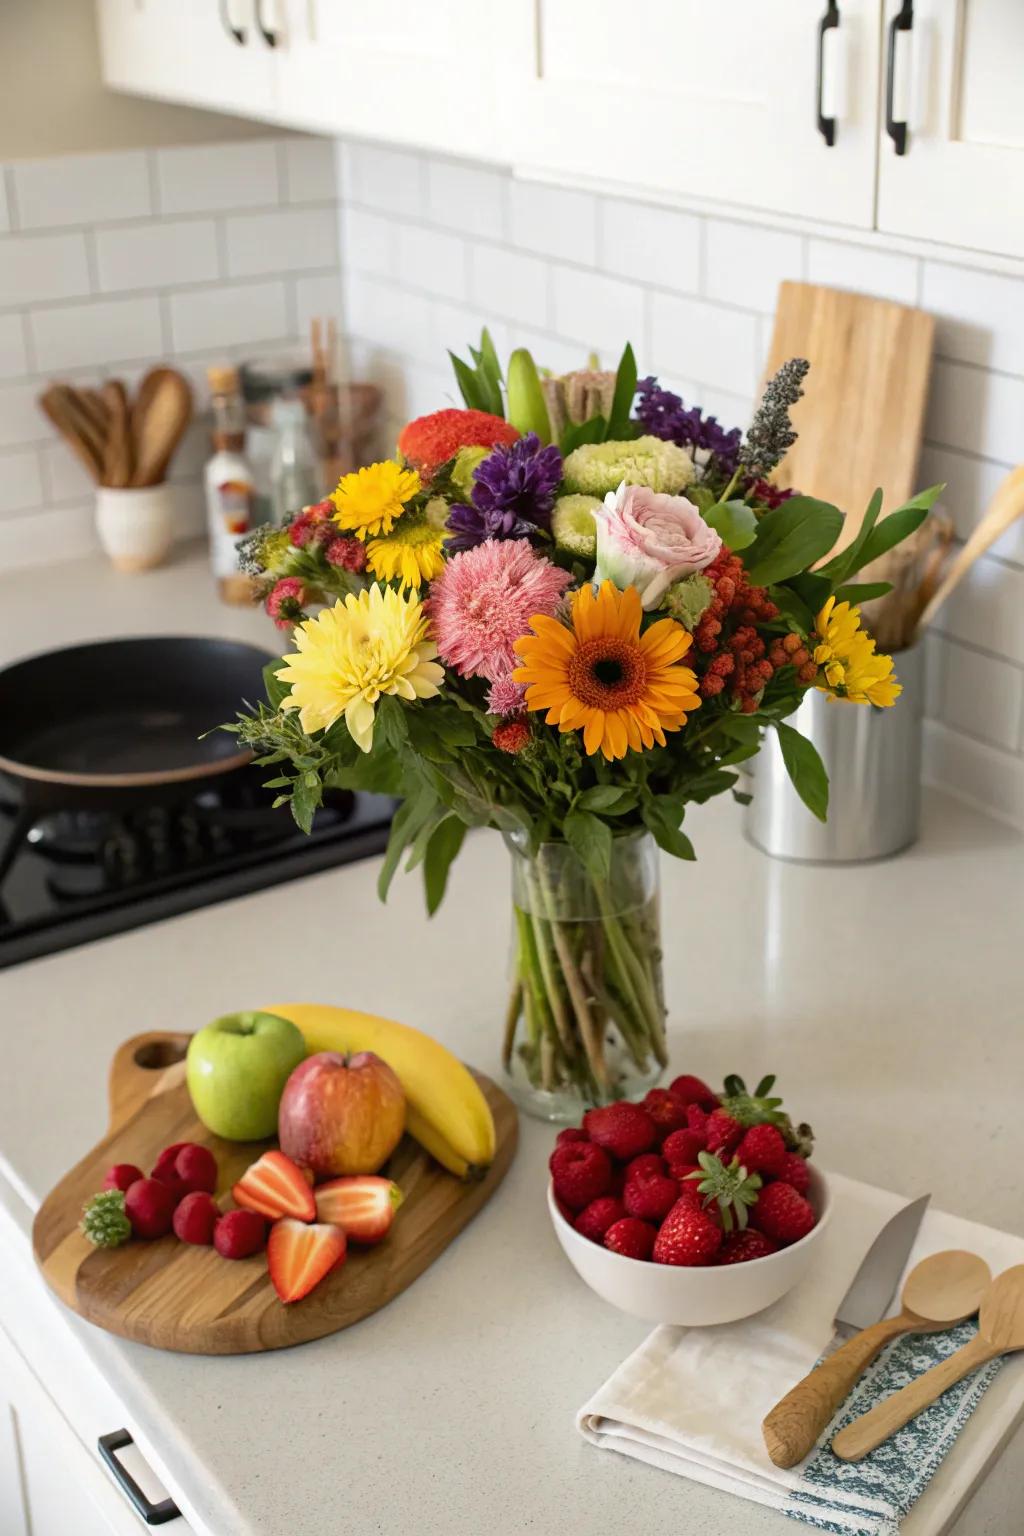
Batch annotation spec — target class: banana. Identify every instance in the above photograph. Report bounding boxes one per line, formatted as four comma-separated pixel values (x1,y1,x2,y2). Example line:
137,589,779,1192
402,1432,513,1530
265,1003,496,1179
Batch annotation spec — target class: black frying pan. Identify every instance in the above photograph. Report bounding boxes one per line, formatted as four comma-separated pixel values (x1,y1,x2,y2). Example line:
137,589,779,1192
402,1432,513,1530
0,636,274,881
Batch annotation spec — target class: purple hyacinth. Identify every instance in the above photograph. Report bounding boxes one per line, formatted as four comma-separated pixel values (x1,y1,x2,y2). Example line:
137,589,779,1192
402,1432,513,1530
635,376,741,472
445,433,563,552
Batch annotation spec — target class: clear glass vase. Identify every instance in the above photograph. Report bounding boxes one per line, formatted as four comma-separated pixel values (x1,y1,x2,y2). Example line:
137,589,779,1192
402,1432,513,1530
502,827,667,1122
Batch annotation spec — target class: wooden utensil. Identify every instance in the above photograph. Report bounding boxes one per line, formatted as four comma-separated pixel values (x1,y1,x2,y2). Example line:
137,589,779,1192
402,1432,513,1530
32,1032,517,1356
38,385,105,483
100,380,133,488
130,368,193,486
914,465,1024,636
863,513,955,652
763,282,935,552
833,1264,1024,1462
763,1250,990,1468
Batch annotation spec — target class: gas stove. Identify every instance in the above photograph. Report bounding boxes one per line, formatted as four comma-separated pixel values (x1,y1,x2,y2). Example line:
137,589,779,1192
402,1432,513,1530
0,767,393,968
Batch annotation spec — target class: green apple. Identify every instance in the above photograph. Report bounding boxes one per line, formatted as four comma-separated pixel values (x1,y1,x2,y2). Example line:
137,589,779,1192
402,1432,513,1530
187,1011,307,1141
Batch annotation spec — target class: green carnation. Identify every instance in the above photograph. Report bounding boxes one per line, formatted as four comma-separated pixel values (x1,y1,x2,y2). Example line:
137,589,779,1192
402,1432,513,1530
661,573,714,629
561,435,695,498
450,444,490,500
551,494,601,559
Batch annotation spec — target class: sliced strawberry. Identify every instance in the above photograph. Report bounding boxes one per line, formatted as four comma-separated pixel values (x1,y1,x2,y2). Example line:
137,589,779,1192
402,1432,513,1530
313,1176,404,1244
268,1219,347,1303
232,1150,315,1222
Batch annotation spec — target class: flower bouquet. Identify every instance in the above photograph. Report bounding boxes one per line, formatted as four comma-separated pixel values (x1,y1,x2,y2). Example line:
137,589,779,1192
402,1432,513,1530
227,333,939,1118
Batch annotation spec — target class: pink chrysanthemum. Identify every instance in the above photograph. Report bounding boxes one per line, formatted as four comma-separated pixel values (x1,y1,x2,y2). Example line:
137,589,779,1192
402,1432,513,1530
430,538,570,683
486,675,527,716
325,535,367,572
265,576,307,631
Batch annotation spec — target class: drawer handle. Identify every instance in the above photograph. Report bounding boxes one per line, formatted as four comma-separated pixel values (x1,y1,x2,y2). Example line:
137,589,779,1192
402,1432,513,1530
255,0,279,46
815,2,839,146
218,0,246,45
98,1432,181,1526
885,0,914,155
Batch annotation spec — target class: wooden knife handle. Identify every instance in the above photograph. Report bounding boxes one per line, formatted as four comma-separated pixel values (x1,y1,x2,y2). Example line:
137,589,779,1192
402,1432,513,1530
763,1313,911,1467
831,1332,996,1462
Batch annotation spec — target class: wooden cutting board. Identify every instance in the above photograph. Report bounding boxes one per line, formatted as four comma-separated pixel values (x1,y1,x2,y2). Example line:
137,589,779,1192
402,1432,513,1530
765,281,935,552
32,1033,517,1355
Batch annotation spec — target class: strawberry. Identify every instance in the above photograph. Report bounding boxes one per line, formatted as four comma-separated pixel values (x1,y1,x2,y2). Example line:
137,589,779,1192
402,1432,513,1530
583,1102,657,1162
102,1163,143,1193
213,1208,267,1260
172,1191,219,1245
683,1152,762,1232
662,1128,705,1166
314,1176,403,1244
686,1103,709,1139
667,1164,702,1199
174,1144,218,1195
717,1229,779,1265
124,1177,176,1239
642,1089,688,1140
624,1171,678,1223
668,1074,719,1110
751,1181,816,1245
736,1124,787,1179
780,1152,811,1195
550,1140,612,1211
574,1196,626,1243
653,1199,723,1266
268,1218,347,1302
603,1217,656,1261
232,1150,316,1223
624,1152,665,1183
705,1108,743,1157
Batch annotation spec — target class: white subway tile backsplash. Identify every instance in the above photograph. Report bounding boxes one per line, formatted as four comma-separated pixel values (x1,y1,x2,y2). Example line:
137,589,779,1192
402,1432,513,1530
934,553,1024,669
509,180,598,265
41,438,94,504
394,223,468,300
425,159,505,240
936,638,1024,751
922,261,1024,377
696,384,755,433
704,220,802,313
806,239,919,306
926,359,1024,465
94,218,219,293
432,302,510,363
923,720,1024,827
283,138,336,204
0,173,9,233
551,266,644,356
917,444,1023,567
0,314,27,381
0,382,53,449
155,141,281,216
0,231,91,306
504,324,596,376
468,244,549,325
342,207,396,277
225,206,338,279
168,279,290,354
344,144,424,218
0,501,98,569
12,152,151,230
649,290,757,398
0,447,43,515
29,296,163,373
345,273,436,366
598,197,700,297
293,271,343,335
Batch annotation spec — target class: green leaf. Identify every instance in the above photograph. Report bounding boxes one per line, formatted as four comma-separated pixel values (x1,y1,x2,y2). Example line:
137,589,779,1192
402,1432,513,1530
506,348,552,443
376,695,408,751
741,496,844,586
768,586,816,632
833,580,893,603
576,785,639,815
475,328,505,418
376,784,436,902
848,492,942,573
705,498,758,552
448,351,487,413
642,796,695,860
816,488,883,582
422,815,467,916
563,809,612,882
606,341,638,439
263,660,289,710
774,721,829,822
560,415,607,455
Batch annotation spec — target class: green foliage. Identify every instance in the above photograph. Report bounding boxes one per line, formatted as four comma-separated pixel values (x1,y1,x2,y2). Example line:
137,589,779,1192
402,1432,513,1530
563,808,612,882
559,415,607,455
774,720,829,822
705,498,758,552
742,496,844,586
686,1152,762,1233
606,342,638,439
506,347,552,443
449,327,505,418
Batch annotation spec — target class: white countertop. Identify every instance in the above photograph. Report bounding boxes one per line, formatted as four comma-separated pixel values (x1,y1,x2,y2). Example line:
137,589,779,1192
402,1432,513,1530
2,546,1023,1535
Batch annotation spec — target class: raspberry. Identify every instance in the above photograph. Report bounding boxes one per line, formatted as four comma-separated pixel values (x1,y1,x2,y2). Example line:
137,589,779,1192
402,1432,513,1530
550,1140,613,1211
174,1145,218,1195
736,1124,787,1179
574,1196,626,1243
780,1152,811,1195
718,1229,779,1265
102,1163,144,1193
213,1209,267,1260
172,1191,219,1245
124,1178,176,1239
604,1217,657,1261
583,1102,657,1163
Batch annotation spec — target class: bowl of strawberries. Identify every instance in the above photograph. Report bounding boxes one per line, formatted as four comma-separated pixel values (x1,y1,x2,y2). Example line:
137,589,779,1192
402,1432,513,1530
547,1071,830,1326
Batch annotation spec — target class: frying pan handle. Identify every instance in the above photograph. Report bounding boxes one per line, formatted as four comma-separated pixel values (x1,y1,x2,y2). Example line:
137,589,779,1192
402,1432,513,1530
107,1033,192,1133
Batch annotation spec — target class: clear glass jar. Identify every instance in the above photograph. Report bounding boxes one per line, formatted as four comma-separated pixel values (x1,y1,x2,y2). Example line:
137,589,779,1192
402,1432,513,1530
269,397,319,525
503,828,666,1122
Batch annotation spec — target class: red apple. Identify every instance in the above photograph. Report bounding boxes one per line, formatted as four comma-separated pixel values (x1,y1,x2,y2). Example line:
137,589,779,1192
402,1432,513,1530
278,1051,406,1177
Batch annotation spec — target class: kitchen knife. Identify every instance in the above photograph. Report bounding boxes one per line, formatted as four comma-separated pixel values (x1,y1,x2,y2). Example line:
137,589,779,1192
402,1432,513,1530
762,1193,930,1468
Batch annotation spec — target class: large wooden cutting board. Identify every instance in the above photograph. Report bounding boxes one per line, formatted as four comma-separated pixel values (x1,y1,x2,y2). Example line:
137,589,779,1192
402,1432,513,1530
765,281,935,552
32,1033,517,1355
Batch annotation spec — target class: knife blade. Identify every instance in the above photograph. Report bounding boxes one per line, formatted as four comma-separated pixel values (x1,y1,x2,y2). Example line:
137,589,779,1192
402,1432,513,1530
835,1193,931,1335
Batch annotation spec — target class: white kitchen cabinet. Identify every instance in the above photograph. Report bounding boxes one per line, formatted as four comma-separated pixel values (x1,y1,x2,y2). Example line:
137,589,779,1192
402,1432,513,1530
507,0,884,229
877,0,1024,257
97,0,279,121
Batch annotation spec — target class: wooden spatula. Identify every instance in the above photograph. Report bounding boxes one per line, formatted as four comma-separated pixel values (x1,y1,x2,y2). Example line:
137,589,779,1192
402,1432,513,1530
38,385,104,483
914,465,1024,636
100,380,133,488
130,368,193,486
832,1264,1024,1462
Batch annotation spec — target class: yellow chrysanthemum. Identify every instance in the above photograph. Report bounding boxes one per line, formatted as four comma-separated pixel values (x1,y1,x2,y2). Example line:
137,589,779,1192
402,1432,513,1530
814,597,901,707
277,585,443,752
513,580,701,761
366,520,447,592
331,460,421,539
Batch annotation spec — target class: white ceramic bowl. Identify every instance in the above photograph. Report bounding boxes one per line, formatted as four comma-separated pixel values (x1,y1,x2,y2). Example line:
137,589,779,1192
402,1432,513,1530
548,1166,831,1327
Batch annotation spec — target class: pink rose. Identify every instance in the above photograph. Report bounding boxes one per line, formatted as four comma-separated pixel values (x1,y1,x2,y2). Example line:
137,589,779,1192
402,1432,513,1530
594,482,722,609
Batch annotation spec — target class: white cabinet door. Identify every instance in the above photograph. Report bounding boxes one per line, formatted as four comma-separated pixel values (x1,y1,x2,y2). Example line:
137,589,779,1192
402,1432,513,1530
508,0,883,228
97,0,279,120
877,0,1024,257
273,0,506,159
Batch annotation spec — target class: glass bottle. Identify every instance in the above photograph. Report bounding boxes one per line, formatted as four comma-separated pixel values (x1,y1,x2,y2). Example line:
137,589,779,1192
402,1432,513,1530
269,397,319,526
204,365,257,605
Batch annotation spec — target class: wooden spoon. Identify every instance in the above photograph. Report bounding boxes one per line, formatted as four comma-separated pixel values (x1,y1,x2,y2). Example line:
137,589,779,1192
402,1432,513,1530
915,465,1024,635
38,385,104,483
100,380,133,488
130,368,193,486
763,1250,991,1468
832,1263,1024,1462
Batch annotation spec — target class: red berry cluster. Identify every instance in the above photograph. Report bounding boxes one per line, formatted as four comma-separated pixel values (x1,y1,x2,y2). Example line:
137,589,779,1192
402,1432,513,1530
768,630,818,686
692,551,781,713
492,718,531,755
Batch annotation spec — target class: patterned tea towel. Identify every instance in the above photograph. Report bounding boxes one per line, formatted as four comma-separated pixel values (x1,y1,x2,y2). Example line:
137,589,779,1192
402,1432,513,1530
577,1174,1024,1534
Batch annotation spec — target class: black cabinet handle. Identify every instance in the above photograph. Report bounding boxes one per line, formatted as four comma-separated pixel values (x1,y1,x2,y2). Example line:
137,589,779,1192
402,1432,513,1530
885,0,914,155
816,2,839,145
218,0,245,45
255,0,278,46
98,1432,181,1526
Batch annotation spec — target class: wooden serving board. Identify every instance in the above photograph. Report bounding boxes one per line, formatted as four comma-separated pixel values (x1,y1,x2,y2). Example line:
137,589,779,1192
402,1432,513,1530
32,1033,517,1355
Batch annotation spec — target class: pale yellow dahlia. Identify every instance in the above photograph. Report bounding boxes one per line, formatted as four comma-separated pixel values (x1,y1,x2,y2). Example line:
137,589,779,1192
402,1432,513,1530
331,460,421,539
277,586,443,752
814,597,901,707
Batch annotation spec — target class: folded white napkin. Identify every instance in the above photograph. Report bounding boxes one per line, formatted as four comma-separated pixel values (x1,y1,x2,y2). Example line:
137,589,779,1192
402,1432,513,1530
577,1173,1024,1535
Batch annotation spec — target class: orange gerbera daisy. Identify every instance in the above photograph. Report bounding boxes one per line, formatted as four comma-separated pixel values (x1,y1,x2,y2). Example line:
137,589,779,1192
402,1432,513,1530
512,581,701,761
